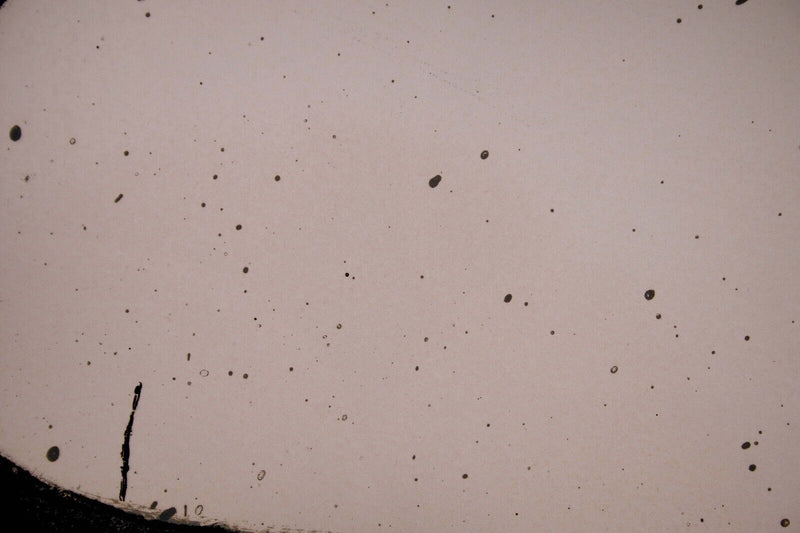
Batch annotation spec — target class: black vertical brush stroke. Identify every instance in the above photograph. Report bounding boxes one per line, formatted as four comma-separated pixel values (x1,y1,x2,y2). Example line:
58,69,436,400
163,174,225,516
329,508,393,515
119,382,142,502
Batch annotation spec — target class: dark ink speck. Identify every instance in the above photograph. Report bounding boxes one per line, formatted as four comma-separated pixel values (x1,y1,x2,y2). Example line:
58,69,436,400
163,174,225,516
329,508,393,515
748,464,756,471
243,266,249,274
114,194,123,203
644,289,655,300
429,174,442,188
504,294,512,303
480,150,489,160
9,125,21,141
742,442,751,449
158,507,177,521
610,366,618,374
781,519,790,528
46,446,60,462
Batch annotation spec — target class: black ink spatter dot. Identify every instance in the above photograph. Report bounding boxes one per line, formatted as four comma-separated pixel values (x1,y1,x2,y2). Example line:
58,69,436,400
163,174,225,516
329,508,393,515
676,18,682,23
697,4,703,9
480,150,489,160
742,442,751,449
228,370,233,376
504,294,512,303
213,174,218,180
242,373,248,379
9,125,21,141
46,446,60,462
644,289,655,300
158,507,177,521
781,518,790,528
123,150,129,156
289,366,294,372
462,473,468,479
336,323,342,329
114,194,123,203
610,366,618,374
748,464,756,471
744,335,750,341
736,0,749,5
274,175,280,182
656,313,662,319
150,501,158,509
242,266,249,273
236,224,242,230
429,174,442,188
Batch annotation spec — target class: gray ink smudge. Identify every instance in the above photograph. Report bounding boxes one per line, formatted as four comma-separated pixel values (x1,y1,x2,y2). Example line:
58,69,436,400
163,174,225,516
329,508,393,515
158,507,177,521
46,446,60,462
119,382,142,502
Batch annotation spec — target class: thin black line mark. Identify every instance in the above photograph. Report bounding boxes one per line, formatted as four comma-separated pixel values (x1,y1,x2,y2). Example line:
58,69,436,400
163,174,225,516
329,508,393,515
119,382,142,502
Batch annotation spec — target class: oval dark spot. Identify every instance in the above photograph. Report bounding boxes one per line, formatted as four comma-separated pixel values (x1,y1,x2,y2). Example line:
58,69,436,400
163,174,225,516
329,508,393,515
781,518,790,528
610,366,618,374
504,294,512,303
158,507,177,521
429,174,442,188
46,446,60,462
741,441,751,449
736,0,749,5
274,175,281,181
748,464,756,471
480,150,489,160
9,125,22,141
236,224,242,230
257,470,266,481
644,289,655,300
242,266,249,273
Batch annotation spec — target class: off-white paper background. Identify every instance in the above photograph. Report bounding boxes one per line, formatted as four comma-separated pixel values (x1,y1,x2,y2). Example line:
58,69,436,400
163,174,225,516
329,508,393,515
1,1,798,531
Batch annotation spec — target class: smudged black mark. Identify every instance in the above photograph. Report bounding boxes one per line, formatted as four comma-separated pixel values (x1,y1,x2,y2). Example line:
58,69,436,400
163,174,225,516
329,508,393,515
46,446,60,462
480,150,489,159
9,125,21,141
429,174,442,188
157,507,176,521
504,293,512,303
610,366,618,374
114,194,123,203
782,518,790,527
742,441,751,449
736,0,749,5
644,289,655,300
119,382,142,502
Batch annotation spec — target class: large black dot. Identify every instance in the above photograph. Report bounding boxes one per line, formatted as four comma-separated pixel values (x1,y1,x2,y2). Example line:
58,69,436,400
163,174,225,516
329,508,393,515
46,446,60,462
9,125,21,141
781,518,790,528
480,150,489,160
429,174,442,188
504,293,512,303
644,289,655,300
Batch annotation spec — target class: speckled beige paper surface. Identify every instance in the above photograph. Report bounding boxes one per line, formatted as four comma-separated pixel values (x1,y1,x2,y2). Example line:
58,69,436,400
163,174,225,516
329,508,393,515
1,1,798,531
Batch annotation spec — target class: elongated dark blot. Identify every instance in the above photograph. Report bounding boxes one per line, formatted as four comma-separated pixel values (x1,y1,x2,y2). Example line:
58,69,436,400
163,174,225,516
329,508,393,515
119,382,142,501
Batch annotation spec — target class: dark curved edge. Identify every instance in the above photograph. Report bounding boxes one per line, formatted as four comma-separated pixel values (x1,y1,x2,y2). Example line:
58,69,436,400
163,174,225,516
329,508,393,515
0,454,235,532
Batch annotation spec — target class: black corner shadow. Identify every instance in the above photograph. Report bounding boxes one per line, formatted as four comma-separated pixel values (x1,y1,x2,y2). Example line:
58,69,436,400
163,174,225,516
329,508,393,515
0,454,236,532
